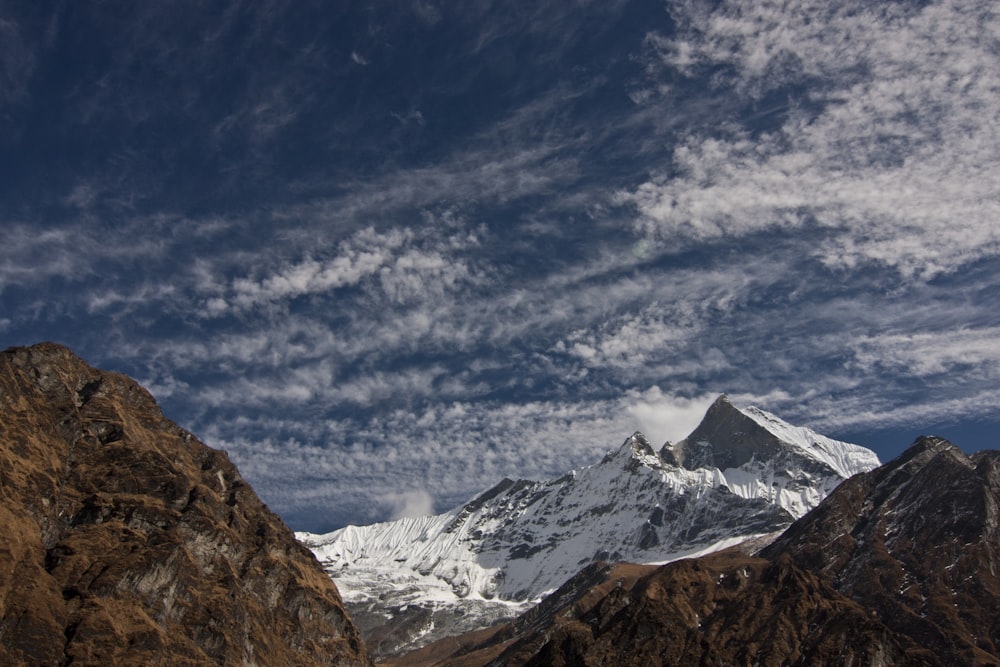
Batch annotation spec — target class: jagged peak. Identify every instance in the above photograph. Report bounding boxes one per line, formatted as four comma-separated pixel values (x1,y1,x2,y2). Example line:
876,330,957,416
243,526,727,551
660,394,878,477
879,435,968,478
602,432,663,469
907,434,959,455
661,394,773,470
628,431,654,453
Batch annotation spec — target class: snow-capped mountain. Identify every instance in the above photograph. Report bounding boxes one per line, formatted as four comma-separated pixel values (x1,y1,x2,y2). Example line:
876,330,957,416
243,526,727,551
298,395,880,656
418,437,1000,667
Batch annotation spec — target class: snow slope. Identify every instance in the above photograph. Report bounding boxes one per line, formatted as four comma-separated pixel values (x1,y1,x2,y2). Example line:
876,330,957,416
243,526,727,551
298,395,880,655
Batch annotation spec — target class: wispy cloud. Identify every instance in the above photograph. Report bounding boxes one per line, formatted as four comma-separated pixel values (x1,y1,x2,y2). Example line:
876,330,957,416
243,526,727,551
217,227,412,313
5,1,1000,534
203,393,651,530
623,0,1000,279
850,328,1000,381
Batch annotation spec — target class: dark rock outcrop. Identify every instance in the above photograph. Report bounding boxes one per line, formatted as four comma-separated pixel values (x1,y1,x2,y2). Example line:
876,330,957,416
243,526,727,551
0,343,371,666
762,435,1000,666
662,394,789,470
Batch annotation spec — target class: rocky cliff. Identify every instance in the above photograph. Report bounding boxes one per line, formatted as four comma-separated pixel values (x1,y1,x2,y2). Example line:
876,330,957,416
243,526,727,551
762,435,1000,665
0,343,371,666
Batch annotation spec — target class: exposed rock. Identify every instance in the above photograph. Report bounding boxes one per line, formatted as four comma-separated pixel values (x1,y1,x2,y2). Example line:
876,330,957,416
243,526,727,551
762,435,1000,666
0,342,371,666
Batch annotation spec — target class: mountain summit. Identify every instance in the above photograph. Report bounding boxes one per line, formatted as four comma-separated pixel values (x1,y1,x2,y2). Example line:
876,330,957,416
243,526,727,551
662,394,875,479
300,394,879,657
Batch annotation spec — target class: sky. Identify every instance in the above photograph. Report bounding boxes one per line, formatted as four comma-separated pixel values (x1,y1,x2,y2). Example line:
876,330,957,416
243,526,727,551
2,0,999,532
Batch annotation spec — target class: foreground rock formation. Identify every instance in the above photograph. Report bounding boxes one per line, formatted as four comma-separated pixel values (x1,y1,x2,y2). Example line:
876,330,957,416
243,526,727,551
0,343,371,666
391,436,1000,666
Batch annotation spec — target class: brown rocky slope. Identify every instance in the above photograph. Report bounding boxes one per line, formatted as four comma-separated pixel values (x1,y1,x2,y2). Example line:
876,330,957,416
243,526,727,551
0,342,371,666
393,436,1000,666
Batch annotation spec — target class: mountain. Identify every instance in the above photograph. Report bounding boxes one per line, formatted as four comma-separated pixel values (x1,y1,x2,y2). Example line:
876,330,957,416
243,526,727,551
760,436,1000,665
299,394,879,657
0,343,371,666
395,436,1000,666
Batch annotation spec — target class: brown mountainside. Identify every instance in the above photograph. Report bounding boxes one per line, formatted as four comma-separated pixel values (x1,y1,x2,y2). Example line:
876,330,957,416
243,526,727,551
761,436,1000,665
0,343,371,666
396,437,1000,666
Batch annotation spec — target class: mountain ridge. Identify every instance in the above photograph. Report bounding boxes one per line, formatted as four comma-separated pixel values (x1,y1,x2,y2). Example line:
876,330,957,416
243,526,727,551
301,393,879,657
0,342,371,666
393,435,1000,666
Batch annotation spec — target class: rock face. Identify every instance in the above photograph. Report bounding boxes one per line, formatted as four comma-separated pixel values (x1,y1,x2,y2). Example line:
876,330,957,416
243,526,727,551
417,551,913,667
0,343,371,666
300,394,879,657
409,436,1000,666
762,436,1000,665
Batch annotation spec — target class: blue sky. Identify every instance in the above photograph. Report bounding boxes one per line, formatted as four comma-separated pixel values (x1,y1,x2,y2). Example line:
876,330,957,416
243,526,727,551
3,0,999,532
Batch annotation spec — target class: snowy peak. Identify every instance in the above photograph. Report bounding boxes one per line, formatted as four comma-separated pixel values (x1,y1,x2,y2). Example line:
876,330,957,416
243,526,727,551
662,394,879,479
601,431,663,471
300,395,881,658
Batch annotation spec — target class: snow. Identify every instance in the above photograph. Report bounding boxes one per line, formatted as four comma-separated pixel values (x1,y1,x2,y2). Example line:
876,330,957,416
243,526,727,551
298,398,882,644
741,406,881,478
644,533,776,566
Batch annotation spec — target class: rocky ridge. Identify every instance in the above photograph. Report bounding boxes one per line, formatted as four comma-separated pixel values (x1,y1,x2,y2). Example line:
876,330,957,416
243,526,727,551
406,436,1000,666
0,343,371,666
300,395,879,657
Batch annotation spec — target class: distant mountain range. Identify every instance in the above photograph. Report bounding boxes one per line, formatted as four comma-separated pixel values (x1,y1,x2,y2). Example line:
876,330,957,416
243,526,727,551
299,395,881,657
396,436,1000,666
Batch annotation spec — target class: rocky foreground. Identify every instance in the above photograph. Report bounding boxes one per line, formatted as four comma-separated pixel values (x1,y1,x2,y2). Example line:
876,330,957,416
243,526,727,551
0,343,371,666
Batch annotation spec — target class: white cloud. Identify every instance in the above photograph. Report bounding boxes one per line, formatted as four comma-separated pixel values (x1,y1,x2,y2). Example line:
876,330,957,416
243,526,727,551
850,328,1000,379
224,227,407,311
10,1,1000,534
383,489,436,520
209,222,487,315
202,390,679,528
622,0,1000,280
563,309,698,370
624,387,717,446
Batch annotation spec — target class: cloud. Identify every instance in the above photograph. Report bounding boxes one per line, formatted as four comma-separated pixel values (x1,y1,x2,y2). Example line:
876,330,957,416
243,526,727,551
7,1,1000,535
383,489,436,520
850,328,1000,380
622,0,1000,280
624,388,717,446
199,391,659,530
391,109,425,126
201,221,485,315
